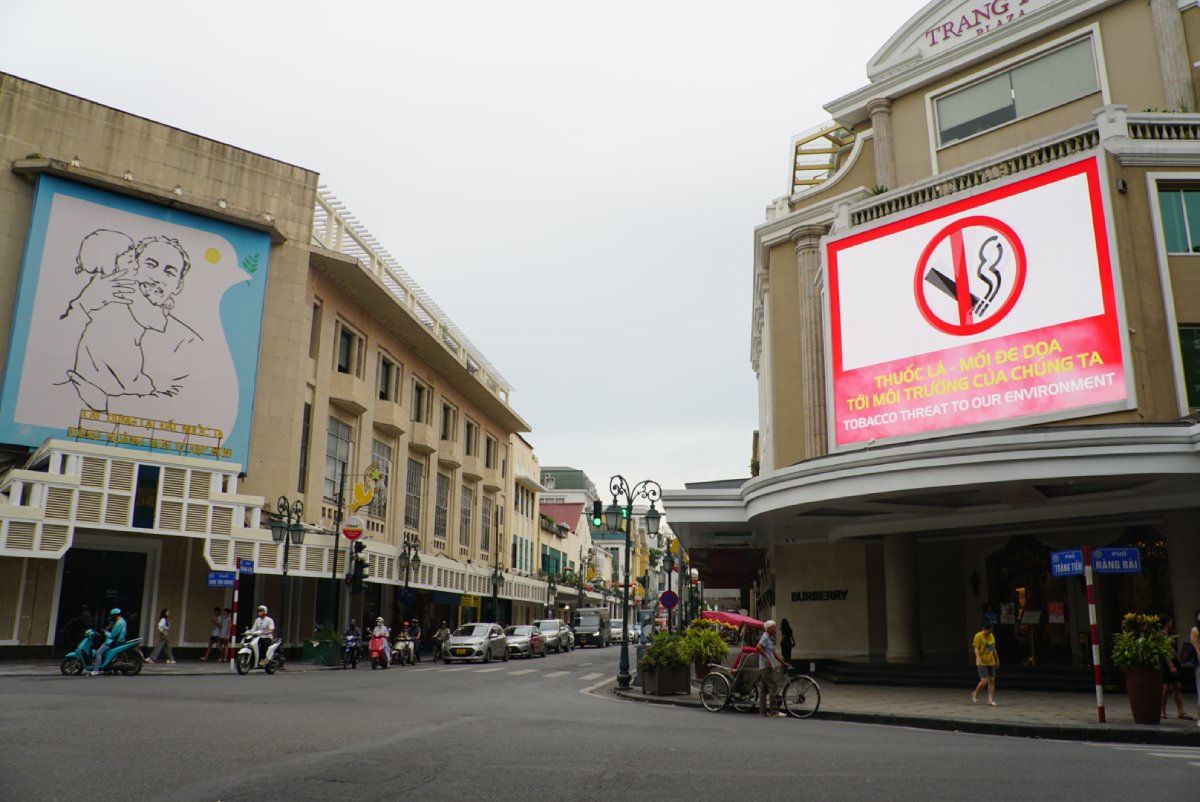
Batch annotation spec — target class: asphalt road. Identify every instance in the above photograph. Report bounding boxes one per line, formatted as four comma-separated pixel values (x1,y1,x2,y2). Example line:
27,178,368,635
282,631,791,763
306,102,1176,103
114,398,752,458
1,645,1196,801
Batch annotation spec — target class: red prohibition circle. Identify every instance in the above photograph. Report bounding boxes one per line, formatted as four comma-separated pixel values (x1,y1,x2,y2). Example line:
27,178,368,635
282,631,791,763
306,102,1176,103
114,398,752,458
912,215,1027,336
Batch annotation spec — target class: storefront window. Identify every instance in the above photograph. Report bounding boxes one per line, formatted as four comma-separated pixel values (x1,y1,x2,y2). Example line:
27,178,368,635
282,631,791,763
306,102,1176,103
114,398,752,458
1158,189,1200,253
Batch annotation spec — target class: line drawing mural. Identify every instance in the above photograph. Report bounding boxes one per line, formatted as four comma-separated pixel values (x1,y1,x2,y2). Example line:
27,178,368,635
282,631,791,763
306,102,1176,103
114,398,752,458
0,176,271,464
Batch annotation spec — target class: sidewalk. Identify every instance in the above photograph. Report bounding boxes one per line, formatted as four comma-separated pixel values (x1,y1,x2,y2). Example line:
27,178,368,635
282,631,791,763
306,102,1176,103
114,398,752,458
614,678,1200,746
0,659,336,676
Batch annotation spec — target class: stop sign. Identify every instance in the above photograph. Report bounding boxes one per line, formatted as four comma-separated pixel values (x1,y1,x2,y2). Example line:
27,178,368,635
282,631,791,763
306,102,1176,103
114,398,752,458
342,515,364,541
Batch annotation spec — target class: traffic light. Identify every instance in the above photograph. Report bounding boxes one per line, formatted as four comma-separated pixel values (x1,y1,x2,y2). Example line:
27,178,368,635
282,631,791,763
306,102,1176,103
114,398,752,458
591,500,603,528
350,541,368,595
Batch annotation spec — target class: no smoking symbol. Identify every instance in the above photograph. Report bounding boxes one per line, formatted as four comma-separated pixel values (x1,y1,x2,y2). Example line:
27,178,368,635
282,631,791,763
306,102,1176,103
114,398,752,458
913,215,1027,336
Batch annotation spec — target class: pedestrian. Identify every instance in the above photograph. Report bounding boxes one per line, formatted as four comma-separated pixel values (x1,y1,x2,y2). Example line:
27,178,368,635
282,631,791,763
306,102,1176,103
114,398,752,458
200,606,228,661
756,620,790,718
1189,609,1200,727
971,622,998,706
780,619,795,663
147,608,175,664
1160,615,1192,719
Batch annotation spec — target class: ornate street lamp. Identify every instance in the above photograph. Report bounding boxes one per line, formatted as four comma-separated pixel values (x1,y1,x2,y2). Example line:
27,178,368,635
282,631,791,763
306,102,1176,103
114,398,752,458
545,574,557,617
397,532,421,621
662,546,675,634
269,496,306,642
605,475,662,690
491,560,505,624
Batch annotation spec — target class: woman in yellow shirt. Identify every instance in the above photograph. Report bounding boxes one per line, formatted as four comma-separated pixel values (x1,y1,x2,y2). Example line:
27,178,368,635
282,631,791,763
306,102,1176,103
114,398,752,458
972,623,999,706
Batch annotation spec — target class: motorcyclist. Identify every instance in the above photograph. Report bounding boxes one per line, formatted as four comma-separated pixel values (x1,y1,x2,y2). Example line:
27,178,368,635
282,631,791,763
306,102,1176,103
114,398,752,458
343,619,361,639
371,617,391,664
406,619,423,663
248,605,275,665
89,608,126,676
433,620,451,661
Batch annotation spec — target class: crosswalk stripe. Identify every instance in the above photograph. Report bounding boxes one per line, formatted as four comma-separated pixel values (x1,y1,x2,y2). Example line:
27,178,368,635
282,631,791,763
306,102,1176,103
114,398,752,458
543,670,569,678
508,669,536,675
474,667,505,673
580,672,603,680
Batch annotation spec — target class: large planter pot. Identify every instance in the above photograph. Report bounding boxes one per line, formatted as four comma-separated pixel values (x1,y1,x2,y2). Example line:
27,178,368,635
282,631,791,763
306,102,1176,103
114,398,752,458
302,639,340,666
642,664,691,695
1124,666,1164,725
694,662,713,680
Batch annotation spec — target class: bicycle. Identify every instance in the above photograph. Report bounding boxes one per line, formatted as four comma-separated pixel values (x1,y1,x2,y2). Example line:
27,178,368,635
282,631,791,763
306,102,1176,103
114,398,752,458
699,660,821,718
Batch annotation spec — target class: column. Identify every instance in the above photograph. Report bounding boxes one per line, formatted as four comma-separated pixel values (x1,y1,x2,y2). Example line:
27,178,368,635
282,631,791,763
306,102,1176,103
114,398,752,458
1149,0,1195,112
884,533,922,662
791,225,829,460
867,97,896,190
1163,510,1200,631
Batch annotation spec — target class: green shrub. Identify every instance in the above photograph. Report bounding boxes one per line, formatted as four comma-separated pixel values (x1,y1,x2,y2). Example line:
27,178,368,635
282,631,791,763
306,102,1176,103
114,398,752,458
1110,613,1174,670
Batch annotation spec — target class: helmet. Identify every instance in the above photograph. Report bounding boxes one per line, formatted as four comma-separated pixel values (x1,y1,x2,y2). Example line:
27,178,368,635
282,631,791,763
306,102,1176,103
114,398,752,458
375,617,384,624
257,605,268,613
402,620,409,626
109,608,121,616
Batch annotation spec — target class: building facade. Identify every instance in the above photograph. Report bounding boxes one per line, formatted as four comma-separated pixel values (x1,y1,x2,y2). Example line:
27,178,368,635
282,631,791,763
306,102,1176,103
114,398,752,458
666,0,1200,668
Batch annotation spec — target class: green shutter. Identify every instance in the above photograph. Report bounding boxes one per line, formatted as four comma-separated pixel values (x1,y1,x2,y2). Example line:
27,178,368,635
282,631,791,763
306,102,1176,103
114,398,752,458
1159,191,1189,253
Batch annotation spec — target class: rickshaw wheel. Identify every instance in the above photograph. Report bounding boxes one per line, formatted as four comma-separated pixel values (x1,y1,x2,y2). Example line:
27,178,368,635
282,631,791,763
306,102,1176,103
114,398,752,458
699,673,731,712
731,683,760,713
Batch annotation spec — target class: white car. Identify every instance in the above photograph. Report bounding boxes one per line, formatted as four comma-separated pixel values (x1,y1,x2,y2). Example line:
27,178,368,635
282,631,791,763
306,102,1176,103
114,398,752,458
442,623,508,663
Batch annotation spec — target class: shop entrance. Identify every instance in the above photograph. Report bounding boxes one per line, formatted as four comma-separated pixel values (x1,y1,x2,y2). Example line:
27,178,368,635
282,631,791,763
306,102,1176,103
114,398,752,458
53,548,146,656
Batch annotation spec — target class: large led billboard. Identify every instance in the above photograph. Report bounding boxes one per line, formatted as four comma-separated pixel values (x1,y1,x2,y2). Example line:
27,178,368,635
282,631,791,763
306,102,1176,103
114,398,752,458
826,157,1131,448
0,175,271,464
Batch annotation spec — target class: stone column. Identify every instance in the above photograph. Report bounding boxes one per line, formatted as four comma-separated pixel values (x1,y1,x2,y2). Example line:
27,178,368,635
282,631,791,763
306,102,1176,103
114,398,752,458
867,97,897,190
1149,0,1196,112
884,533,923,662
1163,510,1200,630
791,225,829,460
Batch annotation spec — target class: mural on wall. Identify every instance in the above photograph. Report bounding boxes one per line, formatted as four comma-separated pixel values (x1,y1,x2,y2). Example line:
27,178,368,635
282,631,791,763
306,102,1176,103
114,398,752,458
0,176,271,464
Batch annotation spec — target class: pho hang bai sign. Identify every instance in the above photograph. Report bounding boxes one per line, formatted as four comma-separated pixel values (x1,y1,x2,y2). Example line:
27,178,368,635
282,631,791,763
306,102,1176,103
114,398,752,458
921,0,1051,52
826,157,1131,448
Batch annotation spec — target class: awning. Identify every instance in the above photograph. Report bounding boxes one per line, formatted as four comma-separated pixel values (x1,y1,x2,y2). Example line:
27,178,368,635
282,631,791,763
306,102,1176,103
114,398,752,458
702,610,764,629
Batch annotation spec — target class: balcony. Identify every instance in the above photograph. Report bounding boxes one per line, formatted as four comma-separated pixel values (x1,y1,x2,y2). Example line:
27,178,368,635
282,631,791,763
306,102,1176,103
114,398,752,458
482,464,503,493
408,420,438,455
437,438,463,470
462,452,484,482
373,399,405,437
328,372,369,417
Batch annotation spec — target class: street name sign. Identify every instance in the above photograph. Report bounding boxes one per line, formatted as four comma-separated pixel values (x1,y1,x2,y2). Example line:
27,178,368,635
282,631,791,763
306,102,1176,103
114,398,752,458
1049,549,1084,577
238,559,255,574
1092,547,1141,574
207,571,235,588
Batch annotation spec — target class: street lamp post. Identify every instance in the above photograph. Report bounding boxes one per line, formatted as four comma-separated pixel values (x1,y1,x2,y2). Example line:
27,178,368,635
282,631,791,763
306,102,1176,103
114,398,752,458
663,547,675,634
604,475,662,691
491,560,505,624
545,575,556,617
577,545,591,616
397,532,421,623
268,496,306,643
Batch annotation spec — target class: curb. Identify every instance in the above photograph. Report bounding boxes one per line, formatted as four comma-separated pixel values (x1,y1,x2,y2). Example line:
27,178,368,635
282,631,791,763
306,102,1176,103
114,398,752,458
612,689,1200,746
0,664,342,678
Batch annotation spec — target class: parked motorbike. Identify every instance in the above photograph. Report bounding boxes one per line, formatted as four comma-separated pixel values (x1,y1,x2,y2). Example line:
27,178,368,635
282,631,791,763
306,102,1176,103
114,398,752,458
235,632,284,675
368,633,390,669
341,634,361,669
60,629,144,676
393,634,415,666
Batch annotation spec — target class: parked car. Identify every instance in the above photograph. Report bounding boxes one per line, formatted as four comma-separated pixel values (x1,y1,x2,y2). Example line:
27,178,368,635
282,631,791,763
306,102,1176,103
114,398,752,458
561,623,576,650
442,623,508,663
532,619,571,653
504,625,547,658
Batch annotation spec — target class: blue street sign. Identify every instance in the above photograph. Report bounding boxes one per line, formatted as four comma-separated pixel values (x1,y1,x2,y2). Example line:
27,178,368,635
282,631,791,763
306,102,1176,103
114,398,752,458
1050,549,1085,577
659,590,679,609
238,559,255,574
1092,547,1141,574
207,571,235,588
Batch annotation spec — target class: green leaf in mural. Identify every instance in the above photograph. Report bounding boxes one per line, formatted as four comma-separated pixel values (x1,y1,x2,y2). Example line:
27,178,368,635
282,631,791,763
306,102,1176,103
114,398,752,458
240,253,260,276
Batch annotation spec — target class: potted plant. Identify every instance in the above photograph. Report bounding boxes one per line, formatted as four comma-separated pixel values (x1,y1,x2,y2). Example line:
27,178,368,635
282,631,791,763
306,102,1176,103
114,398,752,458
681,626,729,680
638,633,691,695
1110,612,1174,724
302,625,341,666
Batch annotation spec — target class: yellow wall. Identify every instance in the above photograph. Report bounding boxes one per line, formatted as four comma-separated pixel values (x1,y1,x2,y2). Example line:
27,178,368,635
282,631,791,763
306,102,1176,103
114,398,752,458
766,243,805,468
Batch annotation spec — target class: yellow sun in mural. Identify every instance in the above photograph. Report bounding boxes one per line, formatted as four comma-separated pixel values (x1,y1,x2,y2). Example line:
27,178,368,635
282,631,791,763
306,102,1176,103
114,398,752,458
204,247,221,264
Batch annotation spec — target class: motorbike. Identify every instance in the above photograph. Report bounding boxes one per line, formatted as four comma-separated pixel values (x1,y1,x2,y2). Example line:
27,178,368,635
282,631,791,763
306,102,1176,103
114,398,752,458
60,629,144,676
392,634,415,666
235,631,284,675
433,637,448,663
341,634,361,669
368,633,390,669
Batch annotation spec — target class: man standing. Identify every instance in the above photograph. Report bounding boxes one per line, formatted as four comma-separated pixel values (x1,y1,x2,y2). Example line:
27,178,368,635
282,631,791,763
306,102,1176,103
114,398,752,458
972,622,999,705
756,620,790,718
200,606,227,661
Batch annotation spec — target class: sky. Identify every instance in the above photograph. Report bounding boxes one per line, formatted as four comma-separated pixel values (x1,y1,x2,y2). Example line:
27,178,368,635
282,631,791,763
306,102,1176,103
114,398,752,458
0,0,919,492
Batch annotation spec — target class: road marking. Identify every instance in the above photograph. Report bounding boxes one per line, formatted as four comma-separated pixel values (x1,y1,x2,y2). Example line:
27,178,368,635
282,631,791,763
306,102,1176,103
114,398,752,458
543,670,569,678
508,669,536,676
580,672,603,680
409,668,437,673
474,667,505,673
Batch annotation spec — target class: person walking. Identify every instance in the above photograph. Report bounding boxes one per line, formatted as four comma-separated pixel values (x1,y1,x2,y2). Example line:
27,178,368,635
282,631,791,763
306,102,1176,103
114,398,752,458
147,609,175,664
1160,615,1193,720
1190,610,1200,727
971,622,998,705
756,620,790,718
200,606,228,661
780,619,796,664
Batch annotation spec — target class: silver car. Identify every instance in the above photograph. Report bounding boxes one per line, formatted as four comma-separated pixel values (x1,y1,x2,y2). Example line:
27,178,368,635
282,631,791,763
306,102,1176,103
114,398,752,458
504,625,547,659
443,623,508,663
532,619,571,653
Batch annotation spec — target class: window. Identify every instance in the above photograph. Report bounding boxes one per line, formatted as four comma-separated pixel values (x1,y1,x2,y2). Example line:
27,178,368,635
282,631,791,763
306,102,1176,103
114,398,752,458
324,416,353,501
412,380,430,423
1158,189,1200,254
297,401,312,493
464,419,479,456
308,302,322,359
511,538,519,569
335,321,365,377
131,465,159,529
441,402,457,441
484,435,497,469
459,483,475,547
544,475,556,490
404,456,425,531
378,355,399,401
1181,327,1200,408
936,38,1098,146
481,495,493,553
434,472,451,541
370,438,393,518
500,445,508,477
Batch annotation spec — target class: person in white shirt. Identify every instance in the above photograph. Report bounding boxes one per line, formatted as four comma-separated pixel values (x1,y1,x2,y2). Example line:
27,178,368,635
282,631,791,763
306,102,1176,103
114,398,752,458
147,609,175,664
201,606,229,662
372,617,391,663
756,620,791,718
249,606,275,638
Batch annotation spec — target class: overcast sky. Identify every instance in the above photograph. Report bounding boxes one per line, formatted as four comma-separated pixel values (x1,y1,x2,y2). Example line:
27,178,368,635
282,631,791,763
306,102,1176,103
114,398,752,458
2,0,918,493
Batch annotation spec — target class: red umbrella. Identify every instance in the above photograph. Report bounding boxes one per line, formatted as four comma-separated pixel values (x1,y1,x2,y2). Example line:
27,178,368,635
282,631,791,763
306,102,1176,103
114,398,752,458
701,610,765,629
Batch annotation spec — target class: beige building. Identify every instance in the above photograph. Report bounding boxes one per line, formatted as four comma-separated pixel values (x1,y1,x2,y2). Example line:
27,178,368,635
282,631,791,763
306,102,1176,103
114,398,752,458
0,73,553,656
667,0,1200,671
